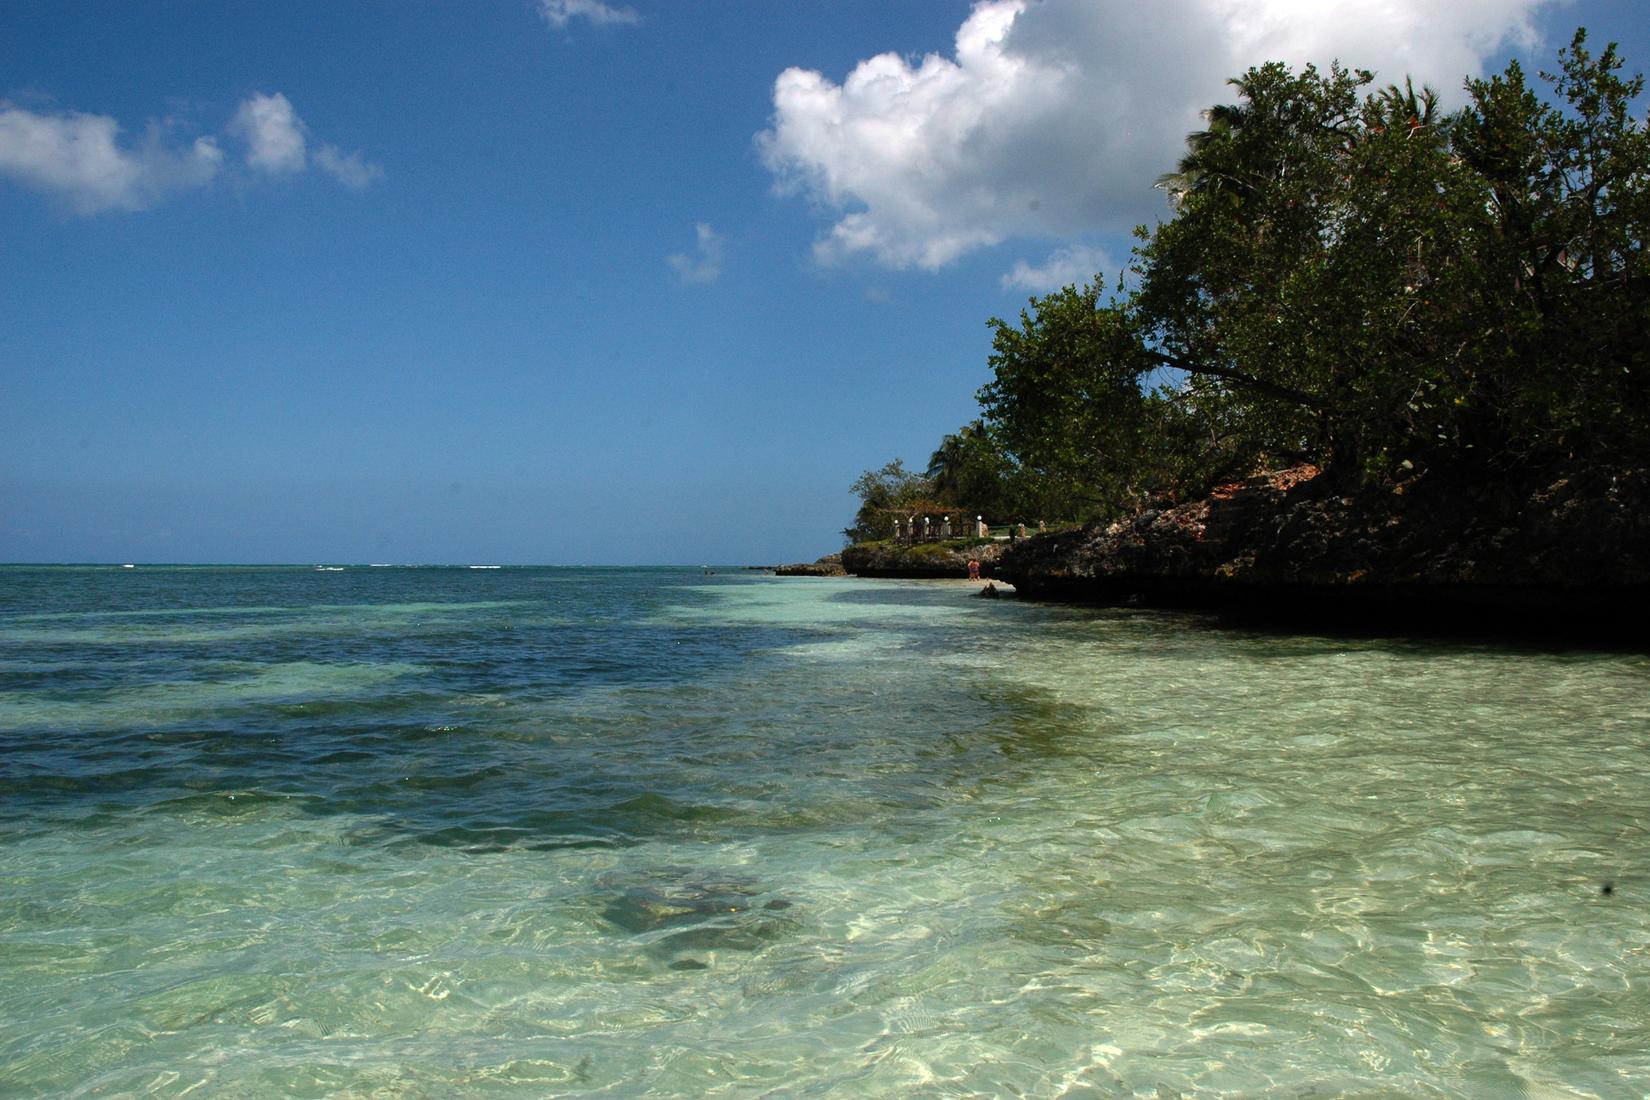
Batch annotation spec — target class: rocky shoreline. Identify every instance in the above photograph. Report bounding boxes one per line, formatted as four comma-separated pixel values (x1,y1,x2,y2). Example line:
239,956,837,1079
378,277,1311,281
770,553,846,577
995,464,1650,640
838,539,1008,579
779,462,1647,640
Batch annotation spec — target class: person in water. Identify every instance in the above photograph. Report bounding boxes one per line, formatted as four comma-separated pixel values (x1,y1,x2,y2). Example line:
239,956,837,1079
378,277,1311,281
967,558,981,580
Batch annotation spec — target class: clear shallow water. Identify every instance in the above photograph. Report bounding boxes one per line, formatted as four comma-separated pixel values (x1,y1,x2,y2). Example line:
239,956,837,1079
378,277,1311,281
1,566,1646,1098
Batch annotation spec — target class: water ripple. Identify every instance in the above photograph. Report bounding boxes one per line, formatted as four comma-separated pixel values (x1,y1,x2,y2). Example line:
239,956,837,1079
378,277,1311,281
0,566,1645,1096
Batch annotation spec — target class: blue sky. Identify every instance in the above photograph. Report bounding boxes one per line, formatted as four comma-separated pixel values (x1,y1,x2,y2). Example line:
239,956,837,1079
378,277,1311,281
3,0,1644,565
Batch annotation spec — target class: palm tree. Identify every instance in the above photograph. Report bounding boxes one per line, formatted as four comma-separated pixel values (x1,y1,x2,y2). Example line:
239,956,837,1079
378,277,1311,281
1370,77,1442,136
1155,96,1252,206
926,423,979,504
1157,63,1376,207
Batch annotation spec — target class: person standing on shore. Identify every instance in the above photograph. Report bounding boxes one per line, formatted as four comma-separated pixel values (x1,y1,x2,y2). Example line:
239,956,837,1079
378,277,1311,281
967,558,981,580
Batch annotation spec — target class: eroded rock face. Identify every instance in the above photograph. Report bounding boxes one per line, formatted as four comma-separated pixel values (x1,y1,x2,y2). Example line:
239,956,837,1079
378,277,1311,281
998,464,1650,638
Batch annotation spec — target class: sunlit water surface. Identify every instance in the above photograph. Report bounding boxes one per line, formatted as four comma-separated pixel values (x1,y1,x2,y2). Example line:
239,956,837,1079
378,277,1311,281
1,565,1646,1097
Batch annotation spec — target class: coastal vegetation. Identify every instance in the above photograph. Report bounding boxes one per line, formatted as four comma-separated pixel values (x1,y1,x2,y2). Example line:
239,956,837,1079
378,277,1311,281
849,30,1649,544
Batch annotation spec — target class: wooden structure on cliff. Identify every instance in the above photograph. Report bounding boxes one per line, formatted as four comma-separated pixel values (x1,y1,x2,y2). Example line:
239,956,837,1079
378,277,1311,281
873,500,980,543
877,501,1043,543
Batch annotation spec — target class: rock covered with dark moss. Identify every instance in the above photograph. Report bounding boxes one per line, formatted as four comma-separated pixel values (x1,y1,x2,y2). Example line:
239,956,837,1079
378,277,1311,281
998,464,1650,637
772,553,847,577
839,539,1007,578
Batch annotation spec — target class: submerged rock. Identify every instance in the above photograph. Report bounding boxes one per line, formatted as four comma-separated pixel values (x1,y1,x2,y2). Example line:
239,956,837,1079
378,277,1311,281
598,871,798,968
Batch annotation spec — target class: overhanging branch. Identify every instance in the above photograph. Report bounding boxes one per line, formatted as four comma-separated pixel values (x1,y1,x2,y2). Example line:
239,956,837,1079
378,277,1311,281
1142,348,1327,410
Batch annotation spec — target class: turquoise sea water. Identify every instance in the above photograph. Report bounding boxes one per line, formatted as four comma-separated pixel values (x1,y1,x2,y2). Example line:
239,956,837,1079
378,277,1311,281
1,565,1646,1098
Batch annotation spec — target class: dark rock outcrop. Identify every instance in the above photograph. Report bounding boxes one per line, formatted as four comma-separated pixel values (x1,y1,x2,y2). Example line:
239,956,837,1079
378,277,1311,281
998,464,1650,639
773,553,846,577
840,539,1008,578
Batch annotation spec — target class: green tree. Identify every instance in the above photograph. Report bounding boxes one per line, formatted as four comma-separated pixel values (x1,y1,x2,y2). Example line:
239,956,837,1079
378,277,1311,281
926,422,1005,514
976,33,1650,506
843,459,933,543
1450,31,1650,465
1132,61,1380,470
927,419,1087,525
976,282,1172,518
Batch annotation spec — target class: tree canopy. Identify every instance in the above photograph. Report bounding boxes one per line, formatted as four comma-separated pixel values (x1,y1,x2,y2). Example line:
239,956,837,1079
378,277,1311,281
842,460,933,543
848,30,1650,541
976,29,1650,511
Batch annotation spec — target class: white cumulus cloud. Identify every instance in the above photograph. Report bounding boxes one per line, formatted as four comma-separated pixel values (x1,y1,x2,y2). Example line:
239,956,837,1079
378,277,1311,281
667,223,725,284
230,92,382,189
539,0,641,29
1001,244,1114,293
0,92,381,215
759,0,1555,270
314,144,385,190
0,103,222,214
231,92,307,174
